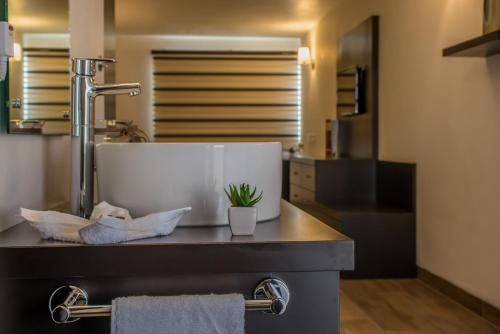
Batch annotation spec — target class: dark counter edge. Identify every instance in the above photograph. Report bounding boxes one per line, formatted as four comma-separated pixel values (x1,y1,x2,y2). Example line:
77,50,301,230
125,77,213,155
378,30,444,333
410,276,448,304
0,202,355,279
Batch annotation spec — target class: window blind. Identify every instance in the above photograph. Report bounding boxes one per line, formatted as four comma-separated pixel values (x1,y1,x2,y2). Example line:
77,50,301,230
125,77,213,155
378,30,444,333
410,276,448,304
22,48,70,134
152,50,300,149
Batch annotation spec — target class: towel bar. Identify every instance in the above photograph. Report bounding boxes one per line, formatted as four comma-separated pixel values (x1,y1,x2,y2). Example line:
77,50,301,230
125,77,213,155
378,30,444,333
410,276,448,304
49,278,290,324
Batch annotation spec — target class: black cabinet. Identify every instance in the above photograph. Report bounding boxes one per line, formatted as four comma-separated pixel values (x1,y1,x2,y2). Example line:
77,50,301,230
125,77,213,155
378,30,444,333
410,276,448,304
291,157,416,279
0,202,354,333
299,203,416,279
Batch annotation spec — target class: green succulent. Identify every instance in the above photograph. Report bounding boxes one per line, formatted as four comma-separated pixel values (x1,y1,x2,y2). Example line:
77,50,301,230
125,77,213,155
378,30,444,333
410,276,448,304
224,183,263,207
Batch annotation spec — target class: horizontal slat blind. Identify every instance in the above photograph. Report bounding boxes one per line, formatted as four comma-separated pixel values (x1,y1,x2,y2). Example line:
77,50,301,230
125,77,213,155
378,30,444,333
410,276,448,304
152,50,300,148
22,48,71,127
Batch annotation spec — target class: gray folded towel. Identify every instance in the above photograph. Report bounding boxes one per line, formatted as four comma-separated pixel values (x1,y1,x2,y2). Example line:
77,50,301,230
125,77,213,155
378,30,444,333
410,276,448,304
79,207,191,245
78,216,129,244
111,294,245,334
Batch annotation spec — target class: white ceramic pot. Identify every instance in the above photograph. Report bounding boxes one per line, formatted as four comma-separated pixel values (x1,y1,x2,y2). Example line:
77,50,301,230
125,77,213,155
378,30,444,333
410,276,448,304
228,207,257,235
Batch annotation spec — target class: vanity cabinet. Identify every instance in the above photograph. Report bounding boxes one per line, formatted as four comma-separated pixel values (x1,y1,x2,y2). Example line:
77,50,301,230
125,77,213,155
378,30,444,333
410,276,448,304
0,201,354,334
288,156,416,279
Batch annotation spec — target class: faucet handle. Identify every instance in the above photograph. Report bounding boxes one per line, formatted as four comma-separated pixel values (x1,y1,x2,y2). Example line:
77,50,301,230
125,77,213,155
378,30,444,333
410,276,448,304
72,58,116,76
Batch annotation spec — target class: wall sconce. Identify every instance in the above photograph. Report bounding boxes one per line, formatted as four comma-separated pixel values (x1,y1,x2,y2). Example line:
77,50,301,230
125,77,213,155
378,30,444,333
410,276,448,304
297,46,314,69
13,43,22,62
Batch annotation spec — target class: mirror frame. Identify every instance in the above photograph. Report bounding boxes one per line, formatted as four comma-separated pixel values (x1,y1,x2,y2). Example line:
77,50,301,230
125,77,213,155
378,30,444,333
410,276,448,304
0,0,8,133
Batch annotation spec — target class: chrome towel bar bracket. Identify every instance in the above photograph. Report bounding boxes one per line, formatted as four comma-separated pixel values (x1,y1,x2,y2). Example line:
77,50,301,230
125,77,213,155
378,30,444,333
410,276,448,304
49,278,290,324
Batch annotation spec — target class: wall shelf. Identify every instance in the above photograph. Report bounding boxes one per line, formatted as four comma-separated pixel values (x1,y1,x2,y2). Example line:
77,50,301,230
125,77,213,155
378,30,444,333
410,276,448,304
443,30,500,57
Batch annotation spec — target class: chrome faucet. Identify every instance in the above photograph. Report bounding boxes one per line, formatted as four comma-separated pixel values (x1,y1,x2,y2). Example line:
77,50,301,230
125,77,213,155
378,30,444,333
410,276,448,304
70,58,141,217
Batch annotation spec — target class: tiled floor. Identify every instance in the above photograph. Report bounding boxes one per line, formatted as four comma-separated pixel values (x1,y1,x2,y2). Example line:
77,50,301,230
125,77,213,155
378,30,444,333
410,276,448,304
340,279,500,334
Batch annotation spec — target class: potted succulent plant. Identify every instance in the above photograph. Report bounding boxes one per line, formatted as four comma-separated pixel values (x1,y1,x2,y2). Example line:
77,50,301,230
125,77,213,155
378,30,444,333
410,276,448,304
224,183,263,235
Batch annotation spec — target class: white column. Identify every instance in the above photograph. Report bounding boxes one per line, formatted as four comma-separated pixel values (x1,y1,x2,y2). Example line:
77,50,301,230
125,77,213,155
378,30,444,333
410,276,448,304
69,0,106,120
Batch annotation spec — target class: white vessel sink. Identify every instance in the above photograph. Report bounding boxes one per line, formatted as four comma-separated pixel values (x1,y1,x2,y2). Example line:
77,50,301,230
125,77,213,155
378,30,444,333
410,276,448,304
95,142,282,226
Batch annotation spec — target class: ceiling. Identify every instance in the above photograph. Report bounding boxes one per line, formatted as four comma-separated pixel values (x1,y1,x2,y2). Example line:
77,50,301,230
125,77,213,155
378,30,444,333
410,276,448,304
116,0,337,36
8,0,68,33
8,0,337,37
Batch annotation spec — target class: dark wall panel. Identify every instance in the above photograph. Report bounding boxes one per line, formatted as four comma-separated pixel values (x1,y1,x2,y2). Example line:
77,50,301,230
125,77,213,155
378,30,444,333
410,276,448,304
337,16,379,159
377,161,416,212
315,159,376,207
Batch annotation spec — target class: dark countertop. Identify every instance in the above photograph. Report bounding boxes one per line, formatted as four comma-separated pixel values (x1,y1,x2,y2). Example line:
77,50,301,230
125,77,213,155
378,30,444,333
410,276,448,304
288,155,382,164
0,200,354,279
288,154,328,164
282,152,332,163
296,201,412,217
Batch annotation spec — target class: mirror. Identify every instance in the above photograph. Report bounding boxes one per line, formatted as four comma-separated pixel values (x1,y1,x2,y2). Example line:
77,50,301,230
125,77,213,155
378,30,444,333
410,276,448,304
111,0,316,149
337,66,364,117
8,0,69,135
5,0,330,146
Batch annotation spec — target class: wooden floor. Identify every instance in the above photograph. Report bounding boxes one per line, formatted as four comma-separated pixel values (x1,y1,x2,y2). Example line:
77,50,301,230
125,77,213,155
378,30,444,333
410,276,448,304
340,279,500,334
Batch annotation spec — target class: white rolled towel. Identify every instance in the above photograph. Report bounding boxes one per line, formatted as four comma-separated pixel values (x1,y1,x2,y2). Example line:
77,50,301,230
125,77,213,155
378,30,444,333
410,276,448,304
21,202,191,244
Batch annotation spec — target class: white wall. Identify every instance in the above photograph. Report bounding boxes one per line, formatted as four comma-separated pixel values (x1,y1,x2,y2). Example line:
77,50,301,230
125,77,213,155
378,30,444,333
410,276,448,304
1,32,72,233
115,35,300,138
0,135,69,231
69,0,108,120
302,0,500,308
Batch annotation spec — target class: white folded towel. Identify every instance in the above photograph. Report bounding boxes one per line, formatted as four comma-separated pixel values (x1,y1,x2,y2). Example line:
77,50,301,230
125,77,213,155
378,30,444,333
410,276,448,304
21,202,191,244
20,209,88,242
90,201,133,224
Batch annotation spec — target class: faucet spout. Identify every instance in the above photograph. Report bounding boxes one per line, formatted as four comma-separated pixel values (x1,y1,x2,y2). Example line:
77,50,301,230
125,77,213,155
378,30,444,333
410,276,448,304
92,83,141,97
70,58,142,218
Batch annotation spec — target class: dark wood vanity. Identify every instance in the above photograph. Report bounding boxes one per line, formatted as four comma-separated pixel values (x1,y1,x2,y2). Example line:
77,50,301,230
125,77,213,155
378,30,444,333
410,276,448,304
281,16,416,279
0,200,354,334
286,155,416,279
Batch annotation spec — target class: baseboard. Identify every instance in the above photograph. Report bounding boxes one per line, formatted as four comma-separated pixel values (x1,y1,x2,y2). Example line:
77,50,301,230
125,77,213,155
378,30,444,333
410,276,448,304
417,267,500,329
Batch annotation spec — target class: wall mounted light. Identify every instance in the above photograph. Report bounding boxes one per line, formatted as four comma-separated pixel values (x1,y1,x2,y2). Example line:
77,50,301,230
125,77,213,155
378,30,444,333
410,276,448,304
13,43,22,62
297,46,314,69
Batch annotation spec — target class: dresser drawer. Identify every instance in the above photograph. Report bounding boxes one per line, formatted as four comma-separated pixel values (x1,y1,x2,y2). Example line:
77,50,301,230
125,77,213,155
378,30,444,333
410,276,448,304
301,187,315,204
290,162,301,185
290,184,302,203
290,184,315,204
300,164,315,191
290,161,315,191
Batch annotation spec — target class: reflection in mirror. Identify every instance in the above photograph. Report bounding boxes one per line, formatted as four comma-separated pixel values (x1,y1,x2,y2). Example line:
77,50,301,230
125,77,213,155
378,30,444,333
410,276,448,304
113,0,319,149
6,0,329,146
8,0,69,135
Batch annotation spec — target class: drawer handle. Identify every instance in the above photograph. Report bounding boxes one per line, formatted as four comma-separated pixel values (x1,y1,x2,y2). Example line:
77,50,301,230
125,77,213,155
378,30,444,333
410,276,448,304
293,172,299,175
305,175,311,179
294,194,298,198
